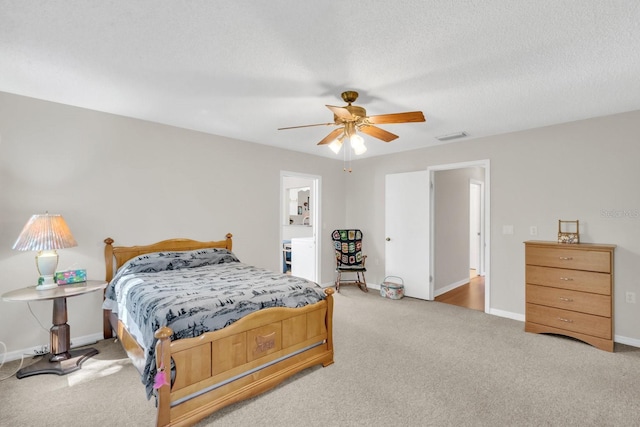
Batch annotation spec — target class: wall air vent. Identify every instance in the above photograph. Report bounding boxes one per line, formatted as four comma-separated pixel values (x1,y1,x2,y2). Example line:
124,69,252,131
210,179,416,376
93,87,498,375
435,131,468,142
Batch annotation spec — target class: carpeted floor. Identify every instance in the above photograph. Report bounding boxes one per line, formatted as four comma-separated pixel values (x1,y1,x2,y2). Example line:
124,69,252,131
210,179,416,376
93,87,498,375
2,287,640,426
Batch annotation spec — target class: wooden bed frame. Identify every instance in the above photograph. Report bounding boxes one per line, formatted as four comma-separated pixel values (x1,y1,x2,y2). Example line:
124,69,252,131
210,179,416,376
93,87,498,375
103,234,334,427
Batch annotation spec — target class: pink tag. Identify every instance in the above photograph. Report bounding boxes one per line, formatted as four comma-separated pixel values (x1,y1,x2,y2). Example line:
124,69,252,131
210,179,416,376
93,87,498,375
153,368,169,389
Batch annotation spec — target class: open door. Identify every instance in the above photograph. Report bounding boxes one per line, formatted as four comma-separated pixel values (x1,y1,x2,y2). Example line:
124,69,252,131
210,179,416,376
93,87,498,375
469,180,483,274
280,172,321,284
385,170,431,300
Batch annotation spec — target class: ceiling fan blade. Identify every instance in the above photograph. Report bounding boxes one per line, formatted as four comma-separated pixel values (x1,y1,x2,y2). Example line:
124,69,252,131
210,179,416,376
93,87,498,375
317,128,345,145
359,125,399,142
366,111,425,124
278,122,335,130
326,105,353,120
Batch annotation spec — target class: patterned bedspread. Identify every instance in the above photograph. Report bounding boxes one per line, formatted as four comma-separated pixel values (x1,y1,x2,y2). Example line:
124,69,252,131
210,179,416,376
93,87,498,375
102,248,326,398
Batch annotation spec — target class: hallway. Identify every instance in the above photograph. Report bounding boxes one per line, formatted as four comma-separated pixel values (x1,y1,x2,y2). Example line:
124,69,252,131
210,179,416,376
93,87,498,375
434,270,485,311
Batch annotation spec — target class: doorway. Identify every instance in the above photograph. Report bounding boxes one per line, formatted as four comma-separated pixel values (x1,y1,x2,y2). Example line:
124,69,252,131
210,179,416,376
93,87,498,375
280,171,321,284
429,160,490,312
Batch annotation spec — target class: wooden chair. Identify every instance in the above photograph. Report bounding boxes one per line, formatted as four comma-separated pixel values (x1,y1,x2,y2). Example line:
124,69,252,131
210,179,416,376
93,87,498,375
331,229,367,292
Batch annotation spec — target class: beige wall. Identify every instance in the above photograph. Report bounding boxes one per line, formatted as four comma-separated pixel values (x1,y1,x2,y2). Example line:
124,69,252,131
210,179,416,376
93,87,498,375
2,90,640,354
345,110,640,345
0,92,346,353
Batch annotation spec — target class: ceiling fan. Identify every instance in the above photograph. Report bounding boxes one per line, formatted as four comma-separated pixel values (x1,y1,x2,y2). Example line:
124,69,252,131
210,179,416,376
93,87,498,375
278,91,426,155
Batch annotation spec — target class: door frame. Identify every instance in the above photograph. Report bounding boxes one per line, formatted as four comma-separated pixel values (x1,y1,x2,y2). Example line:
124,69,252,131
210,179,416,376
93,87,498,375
428,159,490,312
279,171,321,284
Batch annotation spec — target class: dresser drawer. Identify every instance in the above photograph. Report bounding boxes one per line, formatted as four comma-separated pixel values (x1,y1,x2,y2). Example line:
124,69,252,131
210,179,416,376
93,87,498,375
526,265,611,295
526,284,611,317
526,246,611,273
526,303,611,339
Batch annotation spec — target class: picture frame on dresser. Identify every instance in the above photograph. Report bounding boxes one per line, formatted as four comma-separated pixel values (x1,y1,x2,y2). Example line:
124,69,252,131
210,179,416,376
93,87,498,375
557,219,580,244
524,240,616,352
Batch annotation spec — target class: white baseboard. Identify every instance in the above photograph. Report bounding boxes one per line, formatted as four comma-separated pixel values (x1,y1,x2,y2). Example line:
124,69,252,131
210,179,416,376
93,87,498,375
2,332,104,363
321,282,375,290
614,335,640,348
434,278,469,298
488,308,525,322
320,281,336,289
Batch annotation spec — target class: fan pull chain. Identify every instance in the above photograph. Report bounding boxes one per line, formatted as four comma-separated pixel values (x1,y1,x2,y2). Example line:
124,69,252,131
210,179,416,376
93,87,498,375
343,139,352,172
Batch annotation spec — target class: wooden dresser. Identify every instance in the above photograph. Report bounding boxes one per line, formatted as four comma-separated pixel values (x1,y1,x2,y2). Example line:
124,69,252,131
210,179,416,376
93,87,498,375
524,241,616,352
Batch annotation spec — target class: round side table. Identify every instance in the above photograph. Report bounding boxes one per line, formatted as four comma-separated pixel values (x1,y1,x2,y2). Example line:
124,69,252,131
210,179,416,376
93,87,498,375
2,280,108,378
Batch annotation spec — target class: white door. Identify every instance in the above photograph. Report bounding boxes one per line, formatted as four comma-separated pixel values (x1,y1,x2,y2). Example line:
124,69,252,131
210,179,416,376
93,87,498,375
291,237,315,282
385,170,431,300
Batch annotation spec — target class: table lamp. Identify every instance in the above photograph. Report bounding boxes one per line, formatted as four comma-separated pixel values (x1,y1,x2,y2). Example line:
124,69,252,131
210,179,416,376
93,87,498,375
12,212,78,290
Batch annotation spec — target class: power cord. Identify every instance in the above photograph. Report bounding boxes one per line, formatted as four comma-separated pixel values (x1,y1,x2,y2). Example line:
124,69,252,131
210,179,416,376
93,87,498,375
1,302,53,379
0,341,25,381
27,301,50,333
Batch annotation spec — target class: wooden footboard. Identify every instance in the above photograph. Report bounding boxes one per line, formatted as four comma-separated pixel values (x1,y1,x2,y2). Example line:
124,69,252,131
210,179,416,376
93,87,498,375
109,289,334,427
159,288,333,426
103,235,334,426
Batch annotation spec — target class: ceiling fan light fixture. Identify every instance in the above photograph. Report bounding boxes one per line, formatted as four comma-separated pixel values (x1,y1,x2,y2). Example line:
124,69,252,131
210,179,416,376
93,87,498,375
328,137,343,154
350,134,367,155
277,91,426,159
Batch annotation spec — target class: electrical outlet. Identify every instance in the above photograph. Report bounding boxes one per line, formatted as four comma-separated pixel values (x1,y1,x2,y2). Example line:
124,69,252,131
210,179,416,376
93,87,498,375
530,226,538,236
34,344,49,356
626,292,636,304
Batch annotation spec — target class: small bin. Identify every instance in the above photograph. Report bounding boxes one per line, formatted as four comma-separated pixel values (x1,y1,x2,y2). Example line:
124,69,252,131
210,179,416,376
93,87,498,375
380,276,404,300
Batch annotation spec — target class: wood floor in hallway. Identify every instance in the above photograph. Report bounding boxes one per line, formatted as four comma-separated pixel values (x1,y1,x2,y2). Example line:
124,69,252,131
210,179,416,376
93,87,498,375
434,270,485,311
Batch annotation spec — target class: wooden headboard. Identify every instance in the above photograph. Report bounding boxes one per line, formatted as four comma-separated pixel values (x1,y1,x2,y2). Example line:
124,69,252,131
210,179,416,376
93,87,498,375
103,233,233,282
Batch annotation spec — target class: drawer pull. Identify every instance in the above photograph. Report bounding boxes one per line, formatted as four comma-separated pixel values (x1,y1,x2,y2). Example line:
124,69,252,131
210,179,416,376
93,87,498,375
558,297,574,302
559,277,574,281
559,256,573,260
558,317,574,323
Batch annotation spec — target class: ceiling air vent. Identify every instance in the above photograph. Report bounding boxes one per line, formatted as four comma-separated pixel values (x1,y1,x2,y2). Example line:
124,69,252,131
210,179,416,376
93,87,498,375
436,131,468,142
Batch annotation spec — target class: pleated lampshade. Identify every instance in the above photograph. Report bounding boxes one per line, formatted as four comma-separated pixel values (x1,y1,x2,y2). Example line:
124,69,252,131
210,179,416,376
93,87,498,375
13,213,77,251
13,213,77,289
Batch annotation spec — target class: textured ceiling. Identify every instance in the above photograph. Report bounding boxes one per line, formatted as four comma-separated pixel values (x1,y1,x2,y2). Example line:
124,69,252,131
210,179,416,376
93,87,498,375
2,1,640,159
